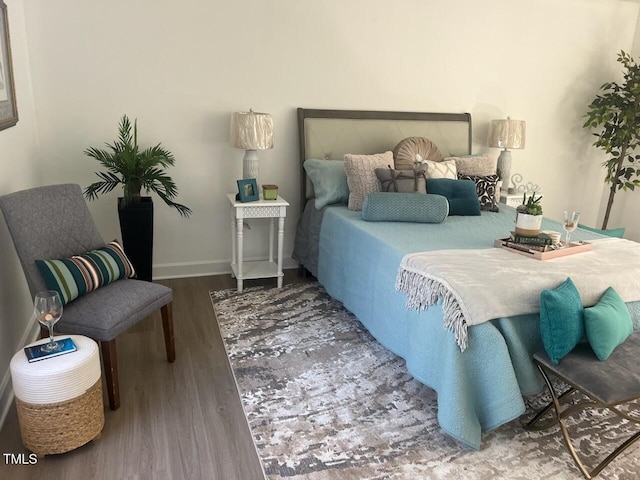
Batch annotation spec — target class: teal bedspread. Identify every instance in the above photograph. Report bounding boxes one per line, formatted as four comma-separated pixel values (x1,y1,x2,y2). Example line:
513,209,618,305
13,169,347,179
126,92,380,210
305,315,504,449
317,205,638,450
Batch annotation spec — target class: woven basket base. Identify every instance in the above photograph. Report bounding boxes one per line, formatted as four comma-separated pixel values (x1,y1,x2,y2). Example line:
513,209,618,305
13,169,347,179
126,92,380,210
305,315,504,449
16,379,104,456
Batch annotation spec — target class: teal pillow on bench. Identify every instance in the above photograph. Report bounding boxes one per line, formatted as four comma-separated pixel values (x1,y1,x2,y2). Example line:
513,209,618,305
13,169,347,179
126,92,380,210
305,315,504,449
361,192,449,223
425,179,481,216
584,287,633,361
539,277,584,364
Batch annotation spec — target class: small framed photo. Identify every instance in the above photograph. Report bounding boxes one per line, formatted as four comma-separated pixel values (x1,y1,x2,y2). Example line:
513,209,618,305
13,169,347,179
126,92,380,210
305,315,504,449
237,178,259,203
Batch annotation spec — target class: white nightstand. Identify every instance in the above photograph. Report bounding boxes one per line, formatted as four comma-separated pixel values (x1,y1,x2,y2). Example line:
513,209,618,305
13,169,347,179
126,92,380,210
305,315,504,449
227,193,289,292
500,192,523,207
500,192,543,207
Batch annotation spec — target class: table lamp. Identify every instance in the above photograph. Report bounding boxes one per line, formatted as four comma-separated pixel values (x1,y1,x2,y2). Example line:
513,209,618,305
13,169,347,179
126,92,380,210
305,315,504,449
230,110,274,181
487,117,526,191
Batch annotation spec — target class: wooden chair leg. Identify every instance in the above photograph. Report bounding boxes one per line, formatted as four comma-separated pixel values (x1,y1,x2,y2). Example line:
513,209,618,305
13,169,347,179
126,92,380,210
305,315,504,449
161,303,176,363
100,339,120,410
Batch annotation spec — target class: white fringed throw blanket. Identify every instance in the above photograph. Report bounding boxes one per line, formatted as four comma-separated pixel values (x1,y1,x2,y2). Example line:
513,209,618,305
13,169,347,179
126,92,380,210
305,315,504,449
396,238,640,351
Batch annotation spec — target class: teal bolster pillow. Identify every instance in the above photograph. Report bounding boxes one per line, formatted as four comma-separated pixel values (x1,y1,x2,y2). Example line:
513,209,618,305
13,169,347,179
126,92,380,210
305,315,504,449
35,240,137,305
425,178,481,216
361,192,449,223
539,277,584,364
584,287,633,361
303,158,349,209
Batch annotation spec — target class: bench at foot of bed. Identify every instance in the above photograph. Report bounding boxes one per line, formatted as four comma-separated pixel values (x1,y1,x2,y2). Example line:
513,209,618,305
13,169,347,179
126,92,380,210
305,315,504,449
526,332,640,479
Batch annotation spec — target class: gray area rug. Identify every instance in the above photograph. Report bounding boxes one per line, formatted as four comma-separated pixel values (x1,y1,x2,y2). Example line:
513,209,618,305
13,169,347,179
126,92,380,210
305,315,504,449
210,282,640,479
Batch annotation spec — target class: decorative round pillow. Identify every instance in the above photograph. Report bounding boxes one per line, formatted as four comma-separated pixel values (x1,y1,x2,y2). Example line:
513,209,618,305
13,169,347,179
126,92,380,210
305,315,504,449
393,137,443,171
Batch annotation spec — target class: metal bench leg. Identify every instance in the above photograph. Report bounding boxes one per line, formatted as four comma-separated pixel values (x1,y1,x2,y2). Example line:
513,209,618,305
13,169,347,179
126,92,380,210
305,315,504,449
534,364,640,479
536,365,592,479
525,387,576,431
590,430,640,478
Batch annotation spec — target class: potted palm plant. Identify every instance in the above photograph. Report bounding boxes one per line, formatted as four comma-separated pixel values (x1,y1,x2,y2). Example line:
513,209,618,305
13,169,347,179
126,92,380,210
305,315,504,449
84,115,192,281
515,193,543,236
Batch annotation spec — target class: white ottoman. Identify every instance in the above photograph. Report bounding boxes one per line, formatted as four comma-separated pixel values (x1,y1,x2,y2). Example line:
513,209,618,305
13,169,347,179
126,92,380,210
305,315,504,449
10,335,104,456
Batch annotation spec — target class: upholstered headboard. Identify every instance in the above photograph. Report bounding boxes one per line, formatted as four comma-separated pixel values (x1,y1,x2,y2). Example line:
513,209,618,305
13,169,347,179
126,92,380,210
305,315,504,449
297,108,472,203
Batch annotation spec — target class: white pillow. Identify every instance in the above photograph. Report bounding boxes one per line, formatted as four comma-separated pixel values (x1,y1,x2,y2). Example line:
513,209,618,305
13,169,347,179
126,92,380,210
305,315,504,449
344,151,393,210
446,154,497,177
416,155,457,179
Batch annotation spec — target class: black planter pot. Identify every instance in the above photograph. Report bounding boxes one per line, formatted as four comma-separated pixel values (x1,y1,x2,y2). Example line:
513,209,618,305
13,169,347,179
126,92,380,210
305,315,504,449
118,197,153,282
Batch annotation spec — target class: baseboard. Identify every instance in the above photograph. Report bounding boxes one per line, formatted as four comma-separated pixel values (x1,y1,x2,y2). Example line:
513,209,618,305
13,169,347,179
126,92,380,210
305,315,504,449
153,256,298,280
0,318,40,432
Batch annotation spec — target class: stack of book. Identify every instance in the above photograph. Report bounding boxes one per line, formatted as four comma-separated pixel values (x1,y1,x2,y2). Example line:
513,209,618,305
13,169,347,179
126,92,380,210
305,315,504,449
504,231,554,253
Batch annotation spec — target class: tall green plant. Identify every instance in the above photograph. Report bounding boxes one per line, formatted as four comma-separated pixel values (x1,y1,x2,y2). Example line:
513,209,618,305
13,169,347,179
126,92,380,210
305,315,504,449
84,115,192,217
584,50,640,229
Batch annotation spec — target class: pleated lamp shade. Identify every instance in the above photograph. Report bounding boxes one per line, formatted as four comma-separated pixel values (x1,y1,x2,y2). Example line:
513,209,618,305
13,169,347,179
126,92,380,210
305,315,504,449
230,110,274,180
487,117,526,149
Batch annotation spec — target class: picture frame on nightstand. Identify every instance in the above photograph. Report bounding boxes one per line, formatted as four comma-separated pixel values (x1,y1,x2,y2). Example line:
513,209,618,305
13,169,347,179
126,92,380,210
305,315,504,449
237,178,259,202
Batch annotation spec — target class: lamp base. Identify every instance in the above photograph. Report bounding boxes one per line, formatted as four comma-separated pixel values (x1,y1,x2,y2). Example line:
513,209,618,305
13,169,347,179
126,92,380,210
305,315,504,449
497,149,512,192
243,150,259,180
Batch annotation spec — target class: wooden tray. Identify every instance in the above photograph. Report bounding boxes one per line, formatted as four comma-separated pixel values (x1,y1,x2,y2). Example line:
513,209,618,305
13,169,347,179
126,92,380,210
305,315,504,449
494,238,592,260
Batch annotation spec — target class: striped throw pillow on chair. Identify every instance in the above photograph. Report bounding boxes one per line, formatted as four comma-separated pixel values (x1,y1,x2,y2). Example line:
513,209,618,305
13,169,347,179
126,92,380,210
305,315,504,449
35,240,136,305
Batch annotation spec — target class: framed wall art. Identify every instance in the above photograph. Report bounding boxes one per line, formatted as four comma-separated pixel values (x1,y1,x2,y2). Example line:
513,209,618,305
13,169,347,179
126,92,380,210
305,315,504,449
0,0,18,131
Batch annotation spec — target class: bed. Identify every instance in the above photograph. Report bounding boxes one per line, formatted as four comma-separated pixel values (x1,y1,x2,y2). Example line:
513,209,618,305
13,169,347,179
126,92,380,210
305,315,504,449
292,108,640,450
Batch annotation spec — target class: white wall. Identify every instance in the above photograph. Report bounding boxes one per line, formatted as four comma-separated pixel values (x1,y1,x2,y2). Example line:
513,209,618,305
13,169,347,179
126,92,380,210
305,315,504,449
0,0,41,426
0,0,638,430
15,0,636,279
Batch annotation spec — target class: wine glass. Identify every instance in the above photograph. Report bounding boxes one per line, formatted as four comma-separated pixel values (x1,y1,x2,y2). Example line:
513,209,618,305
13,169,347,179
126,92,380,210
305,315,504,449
34,290,64,352
563,211,580,246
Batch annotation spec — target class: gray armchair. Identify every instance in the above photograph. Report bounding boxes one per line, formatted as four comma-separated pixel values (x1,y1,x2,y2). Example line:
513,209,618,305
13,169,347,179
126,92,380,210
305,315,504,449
0,184,175,410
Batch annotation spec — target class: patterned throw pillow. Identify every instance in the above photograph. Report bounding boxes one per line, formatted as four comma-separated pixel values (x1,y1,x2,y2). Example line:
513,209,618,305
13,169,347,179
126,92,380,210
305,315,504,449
458,174,500,212
344,151,393,210
417,157,457,179
35,240,136,305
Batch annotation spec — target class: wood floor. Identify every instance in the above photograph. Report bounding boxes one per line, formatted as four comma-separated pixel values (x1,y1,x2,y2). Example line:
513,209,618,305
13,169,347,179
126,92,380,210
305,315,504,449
0,270,312,480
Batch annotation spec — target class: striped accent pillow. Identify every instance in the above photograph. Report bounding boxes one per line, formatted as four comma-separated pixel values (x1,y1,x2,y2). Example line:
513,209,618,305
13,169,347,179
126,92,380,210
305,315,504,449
35,240,136,305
